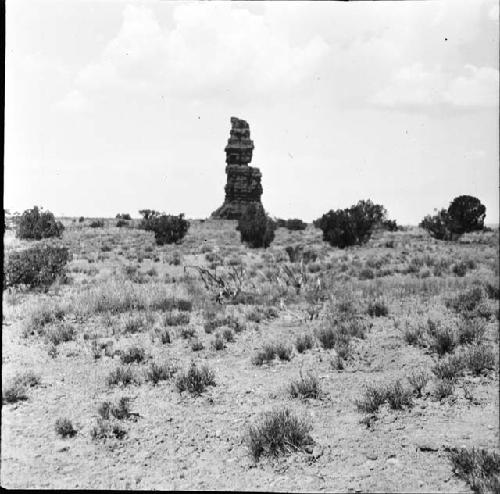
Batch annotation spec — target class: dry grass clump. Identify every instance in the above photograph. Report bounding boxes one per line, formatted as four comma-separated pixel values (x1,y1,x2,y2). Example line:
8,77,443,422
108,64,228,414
295,333,315,353
22,301,67,337
211,333,226,351
407,369,430,397
175,361,216,395
434,379,455,400
97,397,132,420
2,381,29,404
191,338,204,352
427,319,458,356
90,419,127,441
367,299,389,317
252,342,293,365
145,361,177,385
180,326,197,339
464,344,496,376
120,345,146,364
432,352,465,381
122,314,147,334
356,384,388,414
288,373,322,399
457,317,487,345
106,365,139,387
165,311,190,327
449,447,500,494
246,407,313,462
384,380,413,410
44,323,75,346
55,418,77,438
356,379,413,413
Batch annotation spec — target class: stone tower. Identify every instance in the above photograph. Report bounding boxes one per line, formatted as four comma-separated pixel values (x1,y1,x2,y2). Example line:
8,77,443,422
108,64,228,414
211,117,264,219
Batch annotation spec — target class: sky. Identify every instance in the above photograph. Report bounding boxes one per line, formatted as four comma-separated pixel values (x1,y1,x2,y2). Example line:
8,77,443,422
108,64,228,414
4,0,499,224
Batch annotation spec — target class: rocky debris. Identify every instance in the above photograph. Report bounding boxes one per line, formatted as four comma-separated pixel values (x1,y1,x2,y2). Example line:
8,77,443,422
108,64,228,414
211,117,264,220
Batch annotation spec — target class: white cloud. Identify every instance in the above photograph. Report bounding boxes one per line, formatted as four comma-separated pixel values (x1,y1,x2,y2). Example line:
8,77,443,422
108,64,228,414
56,89,90,112
371,63,499,110
73,4,329,100
488,3,499,22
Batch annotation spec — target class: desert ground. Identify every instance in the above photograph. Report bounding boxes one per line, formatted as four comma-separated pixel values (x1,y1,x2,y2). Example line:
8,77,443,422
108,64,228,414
2,218,499,491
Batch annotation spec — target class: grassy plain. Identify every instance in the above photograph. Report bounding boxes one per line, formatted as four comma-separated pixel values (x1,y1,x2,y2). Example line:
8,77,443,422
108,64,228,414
2,219,499,491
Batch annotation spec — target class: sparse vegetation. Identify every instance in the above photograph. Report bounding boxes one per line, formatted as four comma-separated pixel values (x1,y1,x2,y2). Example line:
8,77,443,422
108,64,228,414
55,418,77,438
175,361,216,395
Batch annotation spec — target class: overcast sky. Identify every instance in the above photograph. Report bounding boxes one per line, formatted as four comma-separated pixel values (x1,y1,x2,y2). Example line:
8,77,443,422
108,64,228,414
5,0,499,224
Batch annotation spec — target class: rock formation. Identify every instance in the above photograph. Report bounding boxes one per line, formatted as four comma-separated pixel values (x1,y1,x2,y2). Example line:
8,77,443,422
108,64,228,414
211,117,264,219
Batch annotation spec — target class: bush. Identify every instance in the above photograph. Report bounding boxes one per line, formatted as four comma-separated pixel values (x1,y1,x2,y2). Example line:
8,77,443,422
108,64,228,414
419,209,452,240
449,447,500,494
4,245,71,289
288,374,322,399
16,206,64,240
120,346,146,364
237,204,276,248
98,397,132,421
191,338,204,352
45,323,75,346
106,365,138,387
447,195,486,235
427,320,457,356
452,262,468,277
295,333,315,353
175,361,216,395
2,382,28,404
367,300,388,317
316,200,388,248
385,380,413,410
212,333,226,351
165,312,190,327
139,212,190,245
356,384,388,413
464,344,496,376
116,219,129,228
407,369,430,398
458,317,486,345
432,353,465,381
89,220,105,228
145,361,177,385
286,219,307,231
434,379,455,400
55,418,77,438
78,216,85,223
246,407,313,462
252,344,278,365
90,419,127,441
116,213,131,220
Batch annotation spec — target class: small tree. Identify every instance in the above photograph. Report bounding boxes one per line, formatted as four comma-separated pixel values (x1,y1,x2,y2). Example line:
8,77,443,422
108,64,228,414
237,204,276,248
447,195,486,235
16,206,64,240
419,209,452,240
316,199,387,248
286,219,307,231
116,213,131,220
140,213,190,245
138,209,160,221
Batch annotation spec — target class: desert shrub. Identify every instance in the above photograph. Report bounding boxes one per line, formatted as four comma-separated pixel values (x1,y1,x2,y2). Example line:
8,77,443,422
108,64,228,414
165,312,190,327
356,384,388,413
275,343,293,361
367,300,389,317
385,380,413,410
116,219,129,228
382,219,399,231
212,333,226,351
145,361,177,385
484,281,499,300
286,219,307,231
446,287,487,318
116,213,131,220
407,369,430,398
237,204,276,248
464,344,496,376
11,370,41,388
45,323,75,346
4,245,71,289
316,200,388,248
434,379,455,400
175,361,216,395
246,407,313,462
54,418,77,438
89,220,105,228
120,346,146,364
458,317,486,345
157,328,171,344
315,326,337,350
449,447,500,494
106,365,138,387
252,344,278,365
139,212,190,245
452,262,468,277
180,326,196,339
222,328,235,342
295,333,315,353
90,419,127,441
288,374,322,399
78,216,85,223
122,314,146,334
427,319,457,356
419,209,452,240
447,195,486,235
432,353,465,380
97,397,132,420
191,338,204,352
307,262,321,273
2,382,28,404
16,206,64,240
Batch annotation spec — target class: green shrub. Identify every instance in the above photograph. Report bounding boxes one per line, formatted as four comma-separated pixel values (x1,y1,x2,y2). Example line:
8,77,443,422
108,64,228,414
78,216,85,223
419,209,452,240
4,245,71,289
427,319,457,356
452,262,468,277
316,200,388,248
2,382,28,404
458,317,486,345
16,206,64,240
356,384,387,413
385,380,413,410
237,204,276,248
434,379,455,400
180,326,196,339
432,353,465,381
464,344,496,376
246,407,313,462
106,365,138,387
447,195,486,235
55,418,77,438
116,219,129,228
222,328,235,342
175,361,216,395
367,300,389,317
252,344,277,365
315,326,337,349
89,220,105,228
139,212,190,245
116,213,131,220
90,419,127,440
407,369,430,398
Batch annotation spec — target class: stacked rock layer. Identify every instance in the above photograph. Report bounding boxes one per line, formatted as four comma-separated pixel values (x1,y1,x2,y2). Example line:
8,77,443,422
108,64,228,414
211,117,264,220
